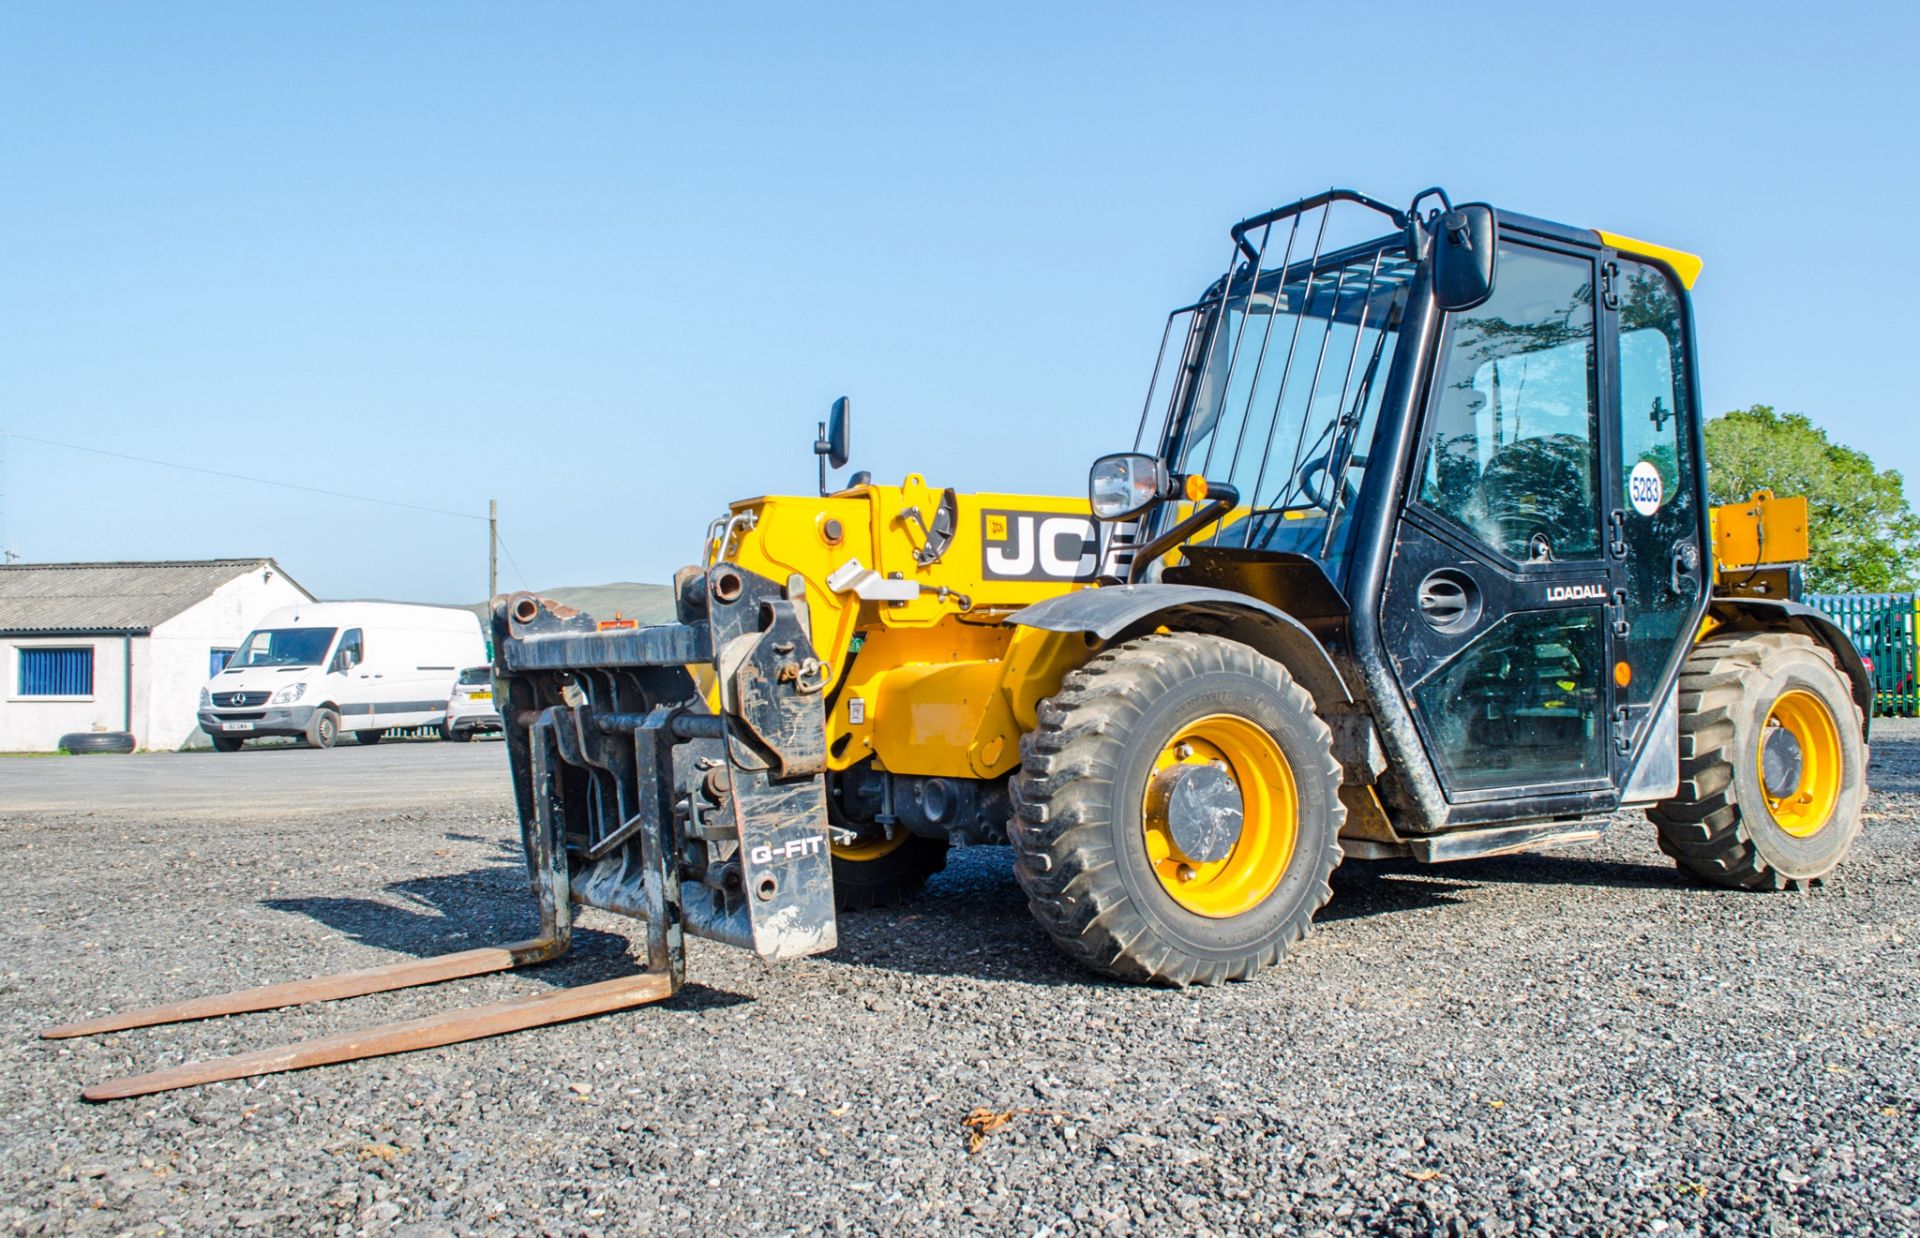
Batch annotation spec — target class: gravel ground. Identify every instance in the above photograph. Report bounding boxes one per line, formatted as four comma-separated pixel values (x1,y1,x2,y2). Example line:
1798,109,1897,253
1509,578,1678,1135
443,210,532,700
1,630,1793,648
3,725,1917,1236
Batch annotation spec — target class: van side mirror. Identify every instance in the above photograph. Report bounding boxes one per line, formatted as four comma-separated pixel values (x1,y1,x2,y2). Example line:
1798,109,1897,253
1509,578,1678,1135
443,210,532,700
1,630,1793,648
1432,204,1497,311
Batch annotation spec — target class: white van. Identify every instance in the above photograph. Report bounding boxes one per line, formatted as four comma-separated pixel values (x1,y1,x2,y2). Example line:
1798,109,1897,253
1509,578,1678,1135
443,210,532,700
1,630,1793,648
199,602,487,750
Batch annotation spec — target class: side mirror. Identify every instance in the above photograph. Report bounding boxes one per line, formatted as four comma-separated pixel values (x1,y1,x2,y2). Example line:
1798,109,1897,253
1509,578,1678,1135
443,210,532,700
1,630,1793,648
816,396,852,495
1432,203,1497,311
826,396,851,469
1089,452,1171,521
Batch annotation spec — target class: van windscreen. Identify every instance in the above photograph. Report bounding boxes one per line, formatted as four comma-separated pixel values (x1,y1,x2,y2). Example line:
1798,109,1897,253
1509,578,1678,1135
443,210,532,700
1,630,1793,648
457,667,490,686
231,627,337,668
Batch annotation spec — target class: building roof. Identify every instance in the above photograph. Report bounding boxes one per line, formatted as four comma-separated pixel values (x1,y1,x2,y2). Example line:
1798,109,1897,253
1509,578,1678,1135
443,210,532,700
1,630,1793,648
0,559,308,635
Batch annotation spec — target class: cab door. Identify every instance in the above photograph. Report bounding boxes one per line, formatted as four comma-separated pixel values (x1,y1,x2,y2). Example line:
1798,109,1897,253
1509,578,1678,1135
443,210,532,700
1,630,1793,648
1380,236,1618,805
1600,253,1709,781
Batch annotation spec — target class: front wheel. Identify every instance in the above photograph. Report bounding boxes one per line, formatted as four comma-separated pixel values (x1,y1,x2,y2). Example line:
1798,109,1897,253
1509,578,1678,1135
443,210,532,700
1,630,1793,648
305,708,340,750
1650,631,1866,889
829,831,948,911
1010,632,1345,986
210,734,245,753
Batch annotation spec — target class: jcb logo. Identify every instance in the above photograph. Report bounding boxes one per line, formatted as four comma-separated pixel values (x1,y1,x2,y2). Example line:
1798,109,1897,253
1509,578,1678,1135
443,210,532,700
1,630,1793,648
984,510,1135,582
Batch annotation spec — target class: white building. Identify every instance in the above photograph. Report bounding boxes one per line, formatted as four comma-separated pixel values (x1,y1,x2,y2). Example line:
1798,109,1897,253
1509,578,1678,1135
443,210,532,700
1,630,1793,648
0,559,313,752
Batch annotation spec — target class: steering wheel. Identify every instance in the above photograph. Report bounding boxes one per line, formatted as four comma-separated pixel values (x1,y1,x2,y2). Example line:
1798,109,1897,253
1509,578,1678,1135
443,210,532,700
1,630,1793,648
1294,452,1366,514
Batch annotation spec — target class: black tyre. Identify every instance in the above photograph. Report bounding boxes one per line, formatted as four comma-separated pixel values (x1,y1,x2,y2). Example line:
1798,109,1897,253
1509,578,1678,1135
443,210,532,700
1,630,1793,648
446,726,473,743
1010,632,1345,986
210,734,245,753
58,731,135,755
305,708,341,750
830,833,949,911
355,729,384,746
1649,631,1867,890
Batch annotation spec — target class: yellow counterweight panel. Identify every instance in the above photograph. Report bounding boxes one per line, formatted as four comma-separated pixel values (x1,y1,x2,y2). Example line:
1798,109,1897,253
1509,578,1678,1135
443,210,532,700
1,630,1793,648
1710,490,1810,579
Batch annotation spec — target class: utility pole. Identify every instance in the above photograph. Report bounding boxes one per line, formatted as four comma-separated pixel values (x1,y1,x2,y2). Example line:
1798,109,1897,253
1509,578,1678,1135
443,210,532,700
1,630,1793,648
489,498,498,600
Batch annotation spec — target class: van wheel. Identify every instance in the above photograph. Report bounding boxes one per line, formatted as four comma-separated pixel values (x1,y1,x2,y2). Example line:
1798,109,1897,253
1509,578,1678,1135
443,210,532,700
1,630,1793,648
306,708,340,750
356,730,383,745
210,735,245,753
1010,632,1345,986
446,727,473,742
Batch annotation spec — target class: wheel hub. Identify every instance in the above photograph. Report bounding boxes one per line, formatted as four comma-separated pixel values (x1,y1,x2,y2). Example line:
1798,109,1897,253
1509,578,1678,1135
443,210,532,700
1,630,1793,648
1150,764,1244,863
1760,722,1804,800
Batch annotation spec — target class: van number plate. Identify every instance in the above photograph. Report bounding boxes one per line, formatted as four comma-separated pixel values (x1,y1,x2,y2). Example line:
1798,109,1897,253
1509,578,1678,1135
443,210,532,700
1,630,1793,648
222,722,254,732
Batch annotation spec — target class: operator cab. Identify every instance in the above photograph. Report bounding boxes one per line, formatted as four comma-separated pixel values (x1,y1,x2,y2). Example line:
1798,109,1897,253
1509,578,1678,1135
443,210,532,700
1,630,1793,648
1091,188,1710,831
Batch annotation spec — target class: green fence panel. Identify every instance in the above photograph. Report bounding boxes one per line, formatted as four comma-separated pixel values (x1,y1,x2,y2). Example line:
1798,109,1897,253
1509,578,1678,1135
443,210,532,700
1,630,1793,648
1807,592,1917,717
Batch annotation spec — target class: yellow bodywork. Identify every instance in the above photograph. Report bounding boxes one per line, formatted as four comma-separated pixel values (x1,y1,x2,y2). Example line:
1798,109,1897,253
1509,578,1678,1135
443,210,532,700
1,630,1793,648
1709,489,1810,578
1596,230,1704,289
711,475,1100,780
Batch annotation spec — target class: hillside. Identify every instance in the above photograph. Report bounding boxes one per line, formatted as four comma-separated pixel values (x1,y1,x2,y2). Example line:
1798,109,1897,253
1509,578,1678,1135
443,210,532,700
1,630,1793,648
465,582,675,625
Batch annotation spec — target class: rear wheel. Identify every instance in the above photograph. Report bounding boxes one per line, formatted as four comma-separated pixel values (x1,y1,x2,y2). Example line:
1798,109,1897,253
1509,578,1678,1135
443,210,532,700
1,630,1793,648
829,831,949,911
1010,632,1344,986
355,729,383,746
210,734,245,753
446,726,473,742
1650,631,1866,889
305,708,340,750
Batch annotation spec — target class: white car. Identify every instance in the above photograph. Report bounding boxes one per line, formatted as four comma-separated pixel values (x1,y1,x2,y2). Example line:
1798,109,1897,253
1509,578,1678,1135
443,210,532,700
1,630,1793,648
445,666,502,741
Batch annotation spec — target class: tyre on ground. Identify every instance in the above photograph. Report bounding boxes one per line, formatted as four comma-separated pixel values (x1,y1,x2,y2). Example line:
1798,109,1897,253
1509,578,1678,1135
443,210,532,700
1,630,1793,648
445,726,472,742
1009,631,1345,986
210,734,245,753
305,707,341,750
1649,630,1867,890
355,729,383,746
58,731,136,755
829,831,949,912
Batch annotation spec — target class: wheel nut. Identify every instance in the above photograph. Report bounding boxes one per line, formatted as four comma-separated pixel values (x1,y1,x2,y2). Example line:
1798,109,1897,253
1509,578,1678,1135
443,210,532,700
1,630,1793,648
1174,742,1194,760
1177,863,1197,883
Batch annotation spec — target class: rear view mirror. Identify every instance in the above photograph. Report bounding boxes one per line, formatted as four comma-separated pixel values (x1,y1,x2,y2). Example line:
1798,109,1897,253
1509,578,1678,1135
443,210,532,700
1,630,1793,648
826,396,851,469
1432,204,1497,311
816,396,852,495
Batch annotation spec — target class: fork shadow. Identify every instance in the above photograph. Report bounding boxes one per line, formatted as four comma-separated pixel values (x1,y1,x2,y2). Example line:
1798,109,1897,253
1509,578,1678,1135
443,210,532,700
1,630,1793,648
262,864,749,1010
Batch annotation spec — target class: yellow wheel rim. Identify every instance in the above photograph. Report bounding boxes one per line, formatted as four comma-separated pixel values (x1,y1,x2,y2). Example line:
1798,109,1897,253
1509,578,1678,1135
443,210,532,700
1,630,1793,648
832,830,910,862
1758,689,1843,838
1142,713,1297,918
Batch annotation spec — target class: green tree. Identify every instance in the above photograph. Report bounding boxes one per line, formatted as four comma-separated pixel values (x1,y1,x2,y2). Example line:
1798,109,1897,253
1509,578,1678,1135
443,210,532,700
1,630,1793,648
1705,405,1920,593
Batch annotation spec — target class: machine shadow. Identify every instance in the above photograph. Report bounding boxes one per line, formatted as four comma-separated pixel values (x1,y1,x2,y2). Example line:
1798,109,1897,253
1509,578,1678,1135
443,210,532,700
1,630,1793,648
829,844,1691,985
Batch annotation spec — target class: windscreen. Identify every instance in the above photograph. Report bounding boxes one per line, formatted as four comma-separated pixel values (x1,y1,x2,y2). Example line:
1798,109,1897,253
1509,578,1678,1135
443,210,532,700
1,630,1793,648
230,627,336,668
1137,201,1417,576
458,666,490,686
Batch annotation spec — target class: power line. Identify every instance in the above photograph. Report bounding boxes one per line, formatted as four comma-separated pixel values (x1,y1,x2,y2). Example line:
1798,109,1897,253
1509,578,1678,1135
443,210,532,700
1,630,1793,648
493,528,532,590
2,430,488,521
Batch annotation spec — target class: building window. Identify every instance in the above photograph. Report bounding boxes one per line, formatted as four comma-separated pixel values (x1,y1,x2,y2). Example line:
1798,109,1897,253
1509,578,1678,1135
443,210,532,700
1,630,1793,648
209,647,237,677
19,647,94,697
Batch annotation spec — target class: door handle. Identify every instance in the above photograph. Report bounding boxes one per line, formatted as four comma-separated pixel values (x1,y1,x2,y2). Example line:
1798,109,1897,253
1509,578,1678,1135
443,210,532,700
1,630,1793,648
1670,542,1701,596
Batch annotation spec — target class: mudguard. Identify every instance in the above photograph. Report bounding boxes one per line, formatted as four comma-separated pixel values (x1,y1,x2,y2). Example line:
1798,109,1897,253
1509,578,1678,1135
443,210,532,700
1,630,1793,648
1008,583,1352,708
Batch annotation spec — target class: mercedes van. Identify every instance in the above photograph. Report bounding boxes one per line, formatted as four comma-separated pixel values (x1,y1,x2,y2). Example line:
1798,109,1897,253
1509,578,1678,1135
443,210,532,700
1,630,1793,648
199,602,487,750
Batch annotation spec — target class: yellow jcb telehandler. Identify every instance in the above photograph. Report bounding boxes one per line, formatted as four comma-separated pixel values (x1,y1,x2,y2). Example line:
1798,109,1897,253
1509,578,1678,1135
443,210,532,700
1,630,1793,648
49,188,1869,1099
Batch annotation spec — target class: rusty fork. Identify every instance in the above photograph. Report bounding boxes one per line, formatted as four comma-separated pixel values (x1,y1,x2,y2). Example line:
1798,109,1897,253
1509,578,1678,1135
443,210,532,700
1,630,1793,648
45,715,684,1101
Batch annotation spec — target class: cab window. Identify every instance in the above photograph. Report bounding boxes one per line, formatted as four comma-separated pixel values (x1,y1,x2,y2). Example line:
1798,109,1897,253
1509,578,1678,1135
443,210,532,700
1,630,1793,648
331,628,365,673
1417,243,1600,563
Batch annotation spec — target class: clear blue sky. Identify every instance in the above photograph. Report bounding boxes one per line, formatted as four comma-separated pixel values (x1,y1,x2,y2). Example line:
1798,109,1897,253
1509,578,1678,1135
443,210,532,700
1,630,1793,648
3,3,1913,602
